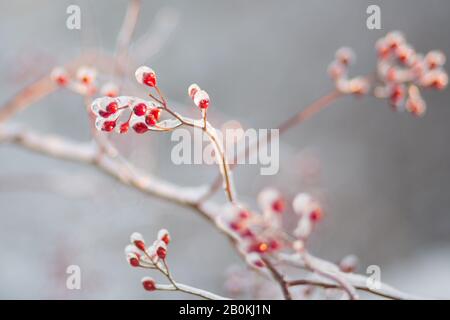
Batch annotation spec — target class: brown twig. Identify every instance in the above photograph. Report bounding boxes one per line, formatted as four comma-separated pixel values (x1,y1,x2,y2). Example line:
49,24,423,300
287,279,402,300
261,257,292,300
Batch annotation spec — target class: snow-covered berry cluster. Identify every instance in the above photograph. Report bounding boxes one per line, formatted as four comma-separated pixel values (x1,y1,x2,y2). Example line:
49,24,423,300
374,31,448,116
125,230,170,292
50,65,119,98
91,66,214,136
328,31,448,117
328,47,370,95
91,96,162,134
218,188,324,269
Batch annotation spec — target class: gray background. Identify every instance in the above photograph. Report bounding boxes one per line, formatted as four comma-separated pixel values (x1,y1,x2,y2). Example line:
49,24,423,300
0,0,449,298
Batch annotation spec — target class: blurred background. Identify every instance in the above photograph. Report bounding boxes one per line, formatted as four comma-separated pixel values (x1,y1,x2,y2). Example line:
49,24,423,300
0,0,450,299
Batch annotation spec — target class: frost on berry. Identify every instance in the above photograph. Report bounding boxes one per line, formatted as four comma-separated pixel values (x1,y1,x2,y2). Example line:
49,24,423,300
335,47,355,66
425,50,446,69
293,217,312,239
157,229,170,245
100,82,119,97
188,83,200,99
126,252,140,267
405,85,426,117
135,66,157,87
130,232,146,251
292,193,312,215
245,253,265,268
328,47,370,96
327,61,346,80
257,187,284,214
373,31,448,116
194,90,210,109
292,193,323,240
188,84,210,109
76,66,97,85
329,31,447,117
339,254,359,273
50,67,69,86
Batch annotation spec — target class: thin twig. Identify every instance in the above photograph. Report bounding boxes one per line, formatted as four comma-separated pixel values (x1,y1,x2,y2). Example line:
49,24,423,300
115,0,141,78
261,257,292,300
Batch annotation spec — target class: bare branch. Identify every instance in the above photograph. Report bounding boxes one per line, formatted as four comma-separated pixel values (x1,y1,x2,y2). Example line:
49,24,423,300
278,252,421,300
115,0,141,77
0,124,210,206
155,283,230,300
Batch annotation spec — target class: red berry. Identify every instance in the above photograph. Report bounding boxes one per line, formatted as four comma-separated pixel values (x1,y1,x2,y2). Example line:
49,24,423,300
239,210,250,219
198,99,209,109
157,246,166,259
161,234,170,245
134,240,146,251
120,122,129,134
251,242,268,253
145,114,157,126
254,260,265,268
310,209,323,222
99,110,111,118
102,121,116,132
133,103,147,116
142,278,156,291
386,68,397,82
240,228,254,238
56,76,68,86
133,122,149,134
157,229,170,245
150,108,161,121
230,221,242,231
129,257,140,267
106,102,118,114
143,72,156,87
269,239,281,251
271,198,285,213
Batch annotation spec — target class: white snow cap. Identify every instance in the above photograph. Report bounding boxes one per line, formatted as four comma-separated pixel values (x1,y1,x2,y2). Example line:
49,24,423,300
188,83,200,99
292,193,312,215
293,218,312,239
101,82,119,97
257,187,281,210
193,90,209,107
124,244,140,255
130,232,144,244
245,253,264,267
157,229,170,241
76,66,97,84
135,66,155,84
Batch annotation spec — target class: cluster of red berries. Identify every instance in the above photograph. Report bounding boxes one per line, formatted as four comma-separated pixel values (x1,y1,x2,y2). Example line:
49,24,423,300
91,66,214,135
51,65,119,98
125,230,171,291
218,188,324,269
328,47,370,95
328,32,448,117
91,96,162,134
374,31,448,117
